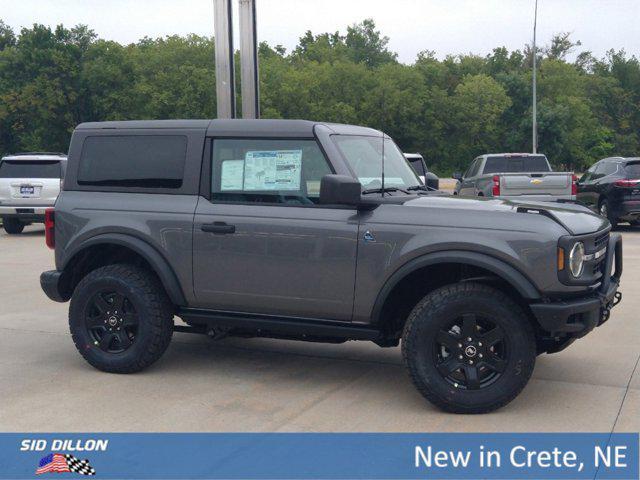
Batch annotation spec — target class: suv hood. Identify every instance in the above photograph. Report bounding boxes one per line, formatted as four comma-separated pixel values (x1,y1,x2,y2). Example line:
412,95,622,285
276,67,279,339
403,195,608,235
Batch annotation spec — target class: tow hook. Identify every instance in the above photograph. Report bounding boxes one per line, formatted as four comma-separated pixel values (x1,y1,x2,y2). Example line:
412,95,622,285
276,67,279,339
600,291,622,325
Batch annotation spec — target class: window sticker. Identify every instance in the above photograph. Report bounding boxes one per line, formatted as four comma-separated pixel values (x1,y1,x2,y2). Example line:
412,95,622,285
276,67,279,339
244,150,302,191
220,160,245,191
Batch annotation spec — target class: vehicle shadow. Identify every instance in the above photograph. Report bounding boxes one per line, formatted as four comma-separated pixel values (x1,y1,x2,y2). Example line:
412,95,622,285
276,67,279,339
0,226,44,237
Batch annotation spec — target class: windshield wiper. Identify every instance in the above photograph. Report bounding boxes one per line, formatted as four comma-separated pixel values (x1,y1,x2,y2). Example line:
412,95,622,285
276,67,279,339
361,187,410,195
407,185,437,193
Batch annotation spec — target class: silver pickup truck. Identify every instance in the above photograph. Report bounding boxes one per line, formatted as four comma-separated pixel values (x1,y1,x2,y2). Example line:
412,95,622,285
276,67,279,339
453,153,576,202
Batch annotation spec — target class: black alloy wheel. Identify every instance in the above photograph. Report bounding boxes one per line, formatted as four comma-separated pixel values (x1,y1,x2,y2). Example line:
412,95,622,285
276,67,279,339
434,313,507,390
85,290,139,353
402,282,536,413
69,263,174,373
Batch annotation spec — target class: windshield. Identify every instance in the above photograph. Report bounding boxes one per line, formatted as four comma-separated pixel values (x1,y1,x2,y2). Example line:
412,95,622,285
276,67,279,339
483,155,550,174
0,160,61,178
333,135,421,191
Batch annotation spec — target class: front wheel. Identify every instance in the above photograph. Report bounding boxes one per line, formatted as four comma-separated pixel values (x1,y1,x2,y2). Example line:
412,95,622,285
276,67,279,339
402,282,536,414
69,264,174,373
2,218,25,234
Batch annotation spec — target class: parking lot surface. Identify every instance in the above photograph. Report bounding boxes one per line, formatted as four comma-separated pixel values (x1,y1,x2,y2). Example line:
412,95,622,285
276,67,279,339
0,225,638,432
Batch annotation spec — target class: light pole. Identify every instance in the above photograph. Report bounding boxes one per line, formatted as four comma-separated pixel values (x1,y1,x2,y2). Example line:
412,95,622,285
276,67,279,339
213,0,236,119
213,0,260,119
532,0,538,154
239,0,260,119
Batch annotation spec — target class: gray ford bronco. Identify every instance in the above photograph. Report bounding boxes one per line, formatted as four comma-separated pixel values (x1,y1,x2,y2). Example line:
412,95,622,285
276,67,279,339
40,119,623,413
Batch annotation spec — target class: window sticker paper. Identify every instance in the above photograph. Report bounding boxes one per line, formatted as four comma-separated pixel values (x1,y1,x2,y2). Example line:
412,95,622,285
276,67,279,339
220,160,245,191
244,150,302,191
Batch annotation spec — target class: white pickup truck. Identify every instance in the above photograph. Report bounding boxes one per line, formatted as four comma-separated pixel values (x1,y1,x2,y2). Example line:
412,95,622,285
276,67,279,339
452,153,576,202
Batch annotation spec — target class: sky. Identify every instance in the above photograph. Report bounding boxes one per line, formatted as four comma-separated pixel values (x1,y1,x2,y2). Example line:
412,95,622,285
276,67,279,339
1,0,639,62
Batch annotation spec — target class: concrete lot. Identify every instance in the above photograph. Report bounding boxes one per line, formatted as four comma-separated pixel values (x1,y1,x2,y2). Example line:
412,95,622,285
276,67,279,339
0,225,638,432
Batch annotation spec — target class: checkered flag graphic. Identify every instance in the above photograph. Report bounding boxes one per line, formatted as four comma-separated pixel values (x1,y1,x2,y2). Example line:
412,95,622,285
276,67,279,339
64,454,96,476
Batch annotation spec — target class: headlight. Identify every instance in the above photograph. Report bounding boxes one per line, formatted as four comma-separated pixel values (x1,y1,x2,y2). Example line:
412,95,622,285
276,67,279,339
569,242,585,277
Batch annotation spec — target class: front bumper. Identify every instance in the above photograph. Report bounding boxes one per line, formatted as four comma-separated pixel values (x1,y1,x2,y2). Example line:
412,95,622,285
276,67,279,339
530,233,623,337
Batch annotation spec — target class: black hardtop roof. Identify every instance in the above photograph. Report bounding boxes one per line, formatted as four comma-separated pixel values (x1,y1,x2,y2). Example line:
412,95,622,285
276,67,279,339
75,119,383,137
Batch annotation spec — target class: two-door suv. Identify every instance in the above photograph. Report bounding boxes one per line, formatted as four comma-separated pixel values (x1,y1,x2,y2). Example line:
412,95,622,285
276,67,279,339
40,120,623,413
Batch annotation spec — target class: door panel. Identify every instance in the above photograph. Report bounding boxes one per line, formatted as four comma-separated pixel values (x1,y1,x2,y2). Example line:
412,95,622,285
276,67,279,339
193,200,359,320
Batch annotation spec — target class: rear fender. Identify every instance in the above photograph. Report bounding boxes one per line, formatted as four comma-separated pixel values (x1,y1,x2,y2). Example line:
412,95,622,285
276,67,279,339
61,233,186,306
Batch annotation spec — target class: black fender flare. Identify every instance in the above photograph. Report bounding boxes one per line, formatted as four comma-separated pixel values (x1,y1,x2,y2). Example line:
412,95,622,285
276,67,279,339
371,250,541,324
62,233,187,306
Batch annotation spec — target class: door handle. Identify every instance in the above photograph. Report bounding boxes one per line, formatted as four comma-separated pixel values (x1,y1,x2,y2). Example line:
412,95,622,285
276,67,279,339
201,222,236,234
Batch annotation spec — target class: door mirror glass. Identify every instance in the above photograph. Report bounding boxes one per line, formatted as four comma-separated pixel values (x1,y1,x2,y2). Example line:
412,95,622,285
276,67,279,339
452,172,463,181
319,174,362,206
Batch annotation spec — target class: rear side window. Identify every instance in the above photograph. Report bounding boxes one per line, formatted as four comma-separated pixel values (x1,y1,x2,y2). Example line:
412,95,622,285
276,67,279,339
601,162,618,176
483,156,550,174
0,160,61,178
408,158,426,177
77,136,187,188
624,162,640,176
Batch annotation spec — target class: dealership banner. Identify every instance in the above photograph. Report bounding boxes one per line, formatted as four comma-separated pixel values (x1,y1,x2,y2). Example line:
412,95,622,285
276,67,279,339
0,433,637,479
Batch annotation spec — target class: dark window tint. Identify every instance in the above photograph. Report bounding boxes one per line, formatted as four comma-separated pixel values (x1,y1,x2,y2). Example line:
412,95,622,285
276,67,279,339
624,161,640,176
407,158,426,178
483,155,550,174
78,136,187,188
0,160,61,178
211,138,331,205
466,159,481,177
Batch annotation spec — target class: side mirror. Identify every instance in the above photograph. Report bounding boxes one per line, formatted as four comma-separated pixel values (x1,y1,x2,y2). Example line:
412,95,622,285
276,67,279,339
452,172,463,181
319,174,362,206
424,172,440,191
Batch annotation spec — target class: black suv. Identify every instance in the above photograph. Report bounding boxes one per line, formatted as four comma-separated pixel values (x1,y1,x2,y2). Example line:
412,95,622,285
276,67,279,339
577,157,640,227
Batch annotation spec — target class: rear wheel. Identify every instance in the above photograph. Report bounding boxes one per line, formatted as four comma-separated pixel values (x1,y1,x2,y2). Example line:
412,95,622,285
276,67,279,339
402,282,536,414
599,198,618,228
2,218,25,234
69,264,174,373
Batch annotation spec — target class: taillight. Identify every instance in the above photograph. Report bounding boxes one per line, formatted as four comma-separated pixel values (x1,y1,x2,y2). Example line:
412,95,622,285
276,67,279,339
45,208,55,249
571,174,578,196
492,175,501,196
614,179,640,188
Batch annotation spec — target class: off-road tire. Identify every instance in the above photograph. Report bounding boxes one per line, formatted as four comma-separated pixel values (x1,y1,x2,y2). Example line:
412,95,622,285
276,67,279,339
2,218,25,234
402,282,536,414
69,264,174,373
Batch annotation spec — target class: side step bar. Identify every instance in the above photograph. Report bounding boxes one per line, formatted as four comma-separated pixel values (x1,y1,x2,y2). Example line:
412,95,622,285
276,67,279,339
177,308,381,341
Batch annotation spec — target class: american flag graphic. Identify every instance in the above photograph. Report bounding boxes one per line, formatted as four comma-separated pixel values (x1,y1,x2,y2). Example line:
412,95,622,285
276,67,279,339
36,453,96,476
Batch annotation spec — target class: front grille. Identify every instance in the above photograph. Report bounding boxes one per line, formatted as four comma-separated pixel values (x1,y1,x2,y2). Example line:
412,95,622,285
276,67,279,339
592,231,610,276
594,231,609,251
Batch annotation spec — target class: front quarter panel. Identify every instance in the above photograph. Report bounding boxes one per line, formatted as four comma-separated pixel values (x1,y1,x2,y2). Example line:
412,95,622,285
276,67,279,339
352,199,571,323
